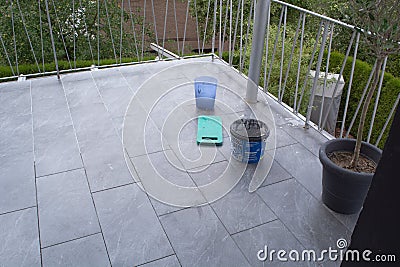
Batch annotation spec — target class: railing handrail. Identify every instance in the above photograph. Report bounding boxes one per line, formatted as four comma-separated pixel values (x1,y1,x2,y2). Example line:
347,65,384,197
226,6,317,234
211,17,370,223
272,0,355,29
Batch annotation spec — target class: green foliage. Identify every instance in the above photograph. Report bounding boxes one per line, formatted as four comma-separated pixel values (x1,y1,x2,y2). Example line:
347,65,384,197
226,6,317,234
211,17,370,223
0,56,156,79
386,54,400,77
223,33,399,149
190,0,254,52
325,51,399,148
339,0,400,74
224,20,317,114
0,0,149,69
341,0,400,163
348,0,400,58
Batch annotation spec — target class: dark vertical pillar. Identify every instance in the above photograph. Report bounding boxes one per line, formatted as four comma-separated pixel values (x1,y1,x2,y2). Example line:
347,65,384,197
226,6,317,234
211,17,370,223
341,105,400,266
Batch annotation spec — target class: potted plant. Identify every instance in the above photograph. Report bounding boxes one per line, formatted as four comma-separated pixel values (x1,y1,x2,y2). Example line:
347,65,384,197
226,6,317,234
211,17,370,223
319,0,400,214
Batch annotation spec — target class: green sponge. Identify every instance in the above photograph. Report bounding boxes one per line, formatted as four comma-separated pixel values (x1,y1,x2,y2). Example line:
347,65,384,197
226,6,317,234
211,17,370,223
197,116,223,146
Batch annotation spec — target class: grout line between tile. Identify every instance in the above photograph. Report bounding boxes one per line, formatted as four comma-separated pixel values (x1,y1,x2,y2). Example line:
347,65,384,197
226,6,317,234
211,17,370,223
230,218,279,237
29,80,43,267
185,158,228,172
143,187,184,267
34,163,44,267
207,201,253,266
127,148,172,159
174,154,255,266
60,77,113,266
157,206,192,218
40,231,102,250
35,167,84,179
135,254,177,267
58,78,83,156
256,159,294,189
257,175,294,189
89,71,123,140
291,173,354,233
78,153,113,267
0,205,36,217
254,178,310,250
279,125,326,157
256,178,349,250
91,182,135,194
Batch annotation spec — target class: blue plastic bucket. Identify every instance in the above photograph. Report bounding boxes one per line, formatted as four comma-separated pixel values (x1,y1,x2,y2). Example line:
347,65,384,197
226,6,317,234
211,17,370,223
194,76,217,110
230,119,270,164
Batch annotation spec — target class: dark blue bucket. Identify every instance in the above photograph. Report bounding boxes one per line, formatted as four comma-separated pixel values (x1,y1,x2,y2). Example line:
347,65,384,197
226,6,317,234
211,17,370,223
230,119,270,164
194,76,217,110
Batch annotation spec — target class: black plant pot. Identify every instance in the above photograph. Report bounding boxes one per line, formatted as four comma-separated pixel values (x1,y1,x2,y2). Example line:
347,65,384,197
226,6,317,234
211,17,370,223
319,139,382,214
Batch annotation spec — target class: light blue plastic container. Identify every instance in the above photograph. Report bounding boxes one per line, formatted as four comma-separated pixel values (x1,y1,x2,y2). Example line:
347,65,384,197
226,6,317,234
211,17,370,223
194,76,217,110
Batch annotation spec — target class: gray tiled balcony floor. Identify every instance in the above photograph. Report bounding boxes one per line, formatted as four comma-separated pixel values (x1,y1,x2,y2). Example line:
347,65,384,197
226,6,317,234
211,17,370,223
0,56,359,266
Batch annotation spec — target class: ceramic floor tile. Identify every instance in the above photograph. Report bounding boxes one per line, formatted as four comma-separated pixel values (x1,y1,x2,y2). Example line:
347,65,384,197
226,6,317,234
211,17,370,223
95,82,133,119
37,169,100,247
31,77,71,130
242,160,292,188
232,220,309,267
0,82,31,117
159,205,251,267
63,79,103,109
34,124,82,177
130,150,205,208
172,140,226,170
0,113,33,157
124,115,169,158
280,121,328,157
42,233,110,267
118,69,153,94
274,143,323,199
188,160,229,186
0,207,40,267
0,152,36,214
69,103,116,146
205,163,277,234
274,126,299,149
80,135,134,192
257,179,351,253
93,184,173,266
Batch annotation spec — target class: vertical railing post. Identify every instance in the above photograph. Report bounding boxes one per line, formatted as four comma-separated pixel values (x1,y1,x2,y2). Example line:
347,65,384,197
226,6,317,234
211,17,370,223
218,0,222,58
305,20,329,128
44,0,60,79
246,0,271,103
0,32,15,76
212,0,217,59
340,32,360,137
10,0,19,75
367,56,388,143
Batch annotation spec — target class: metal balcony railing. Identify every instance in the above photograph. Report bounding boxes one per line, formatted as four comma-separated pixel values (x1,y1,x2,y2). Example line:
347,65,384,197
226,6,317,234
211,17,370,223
0,0,398,147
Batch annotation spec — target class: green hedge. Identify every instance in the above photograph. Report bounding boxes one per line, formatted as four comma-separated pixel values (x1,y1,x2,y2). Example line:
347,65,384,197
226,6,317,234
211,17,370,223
0,56,156,79
223,50,399,149
327,51,400,149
